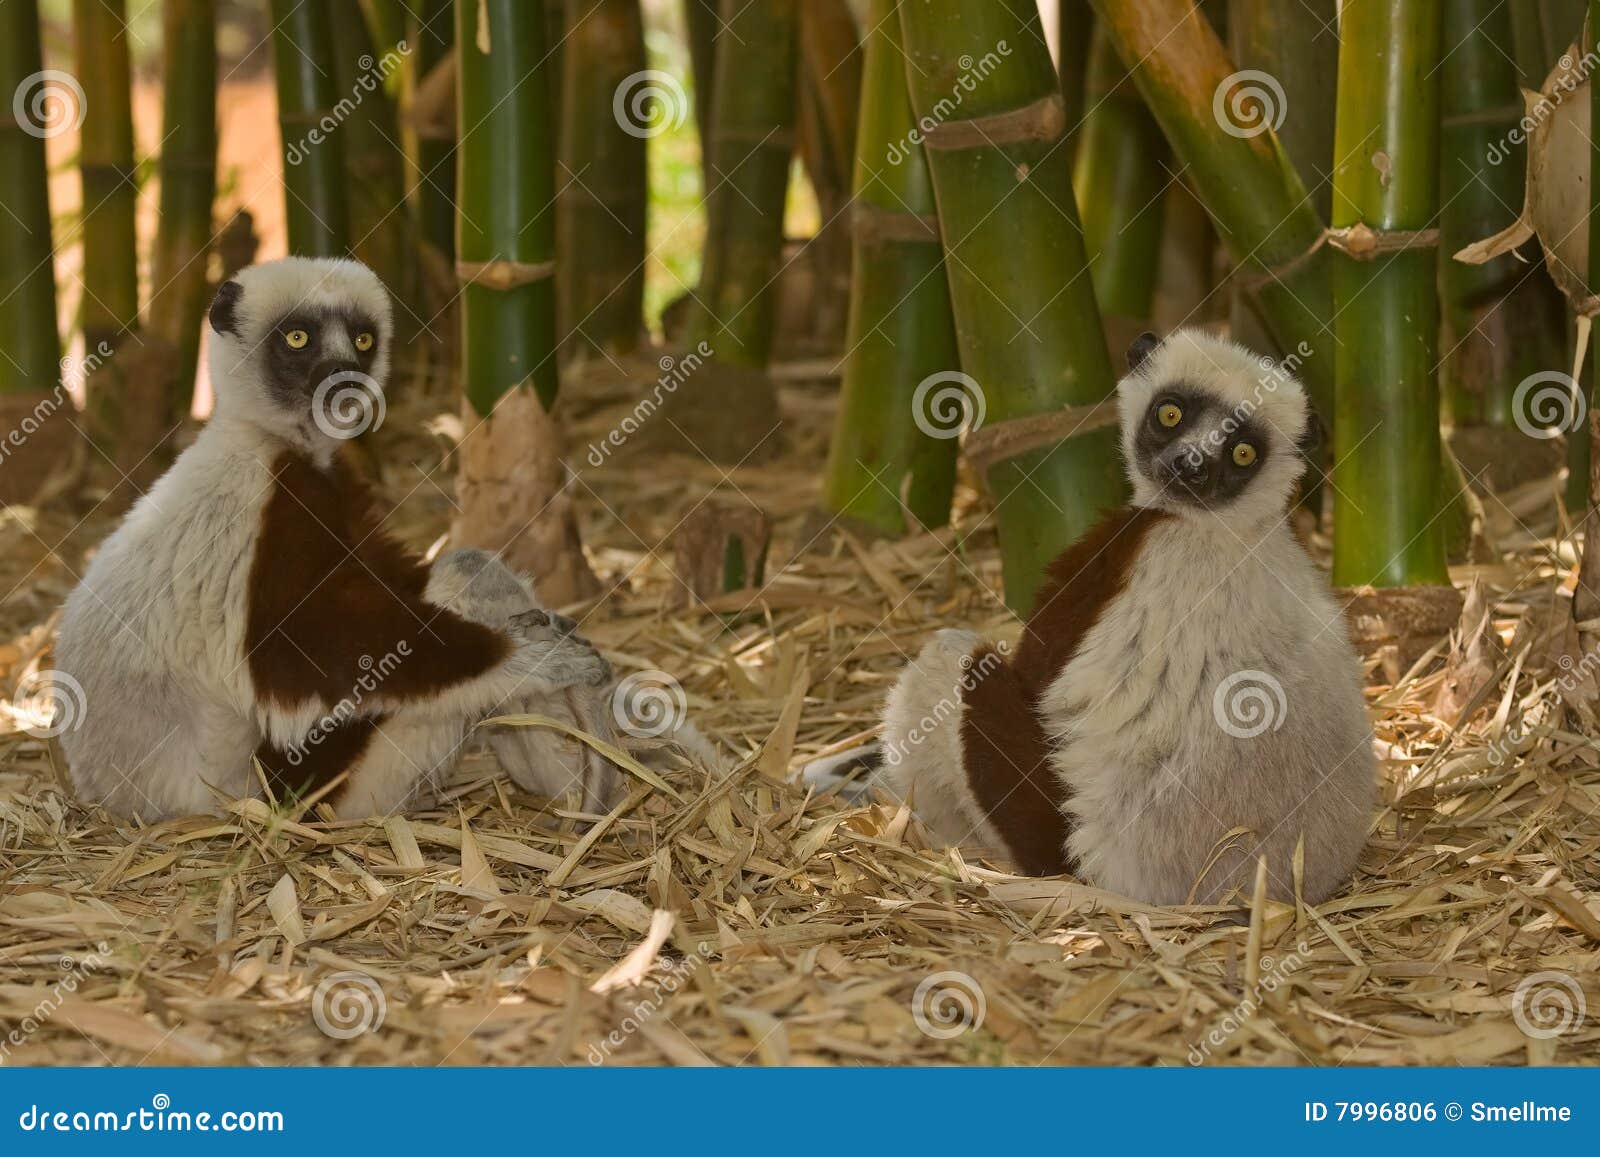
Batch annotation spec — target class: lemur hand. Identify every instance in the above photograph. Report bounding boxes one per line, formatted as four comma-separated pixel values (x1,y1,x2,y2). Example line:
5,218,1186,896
509,610,613,688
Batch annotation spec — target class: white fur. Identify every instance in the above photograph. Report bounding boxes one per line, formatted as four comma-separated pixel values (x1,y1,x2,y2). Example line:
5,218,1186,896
873,329,1374,905
55,258,624,821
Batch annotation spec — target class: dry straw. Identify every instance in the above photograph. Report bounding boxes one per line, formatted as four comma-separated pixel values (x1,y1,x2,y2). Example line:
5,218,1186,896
1,362,1597,1065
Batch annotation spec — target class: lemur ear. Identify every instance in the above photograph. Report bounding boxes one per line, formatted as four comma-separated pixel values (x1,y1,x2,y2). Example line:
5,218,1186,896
209,280,243,336
1126,331,1161,373
1298,410,1327,457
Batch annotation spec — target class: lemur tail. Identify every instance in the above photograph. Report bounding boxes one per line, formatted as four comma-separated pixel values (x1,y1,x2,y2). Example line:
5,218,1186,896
797,743,884,803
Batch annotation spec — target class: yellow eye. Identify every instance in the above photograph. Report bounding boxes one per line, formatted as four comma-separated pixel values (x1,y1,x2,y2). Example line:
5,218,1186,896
1157,403,1183,428
1232,442,1258,467
284,329,309,350
354,331,374,352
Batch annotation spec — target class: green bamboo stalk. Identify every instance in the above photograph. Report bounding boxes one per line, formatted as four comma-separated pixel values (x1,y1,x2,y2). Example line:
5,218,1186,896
270,0,351,257
411,0,455,259
328,2,416,323
360,0,407,59
0,0,61,400
1329,0,1448,588
820,0,958,536
456,0,558,414
558,0,647,356
1056,0,1093,158
899,0,1124,610
1072,22,1168,321
146,0,217,427
72,0,137,359
685,0,719,193
1226,0,1336,357
1439,0,1567,429
686,0,799,369
1089,0,1334,421
1543,0,1587,55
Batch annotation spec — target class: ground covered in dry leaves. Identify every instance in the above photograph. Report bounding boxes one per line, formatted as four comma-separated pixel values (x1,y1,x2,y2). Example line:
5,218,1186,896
2,360,1599,1067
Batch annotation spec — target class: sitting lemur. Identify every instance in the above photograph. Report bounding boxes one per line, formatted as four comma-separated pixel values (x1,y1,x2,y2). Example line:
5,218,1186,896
807,330,1375,905
56,257,686,821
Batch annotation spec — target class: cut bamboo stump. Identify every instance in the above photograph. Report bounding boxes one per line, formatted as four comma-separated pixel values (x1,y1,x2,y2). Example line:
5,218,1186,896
674,499,772,607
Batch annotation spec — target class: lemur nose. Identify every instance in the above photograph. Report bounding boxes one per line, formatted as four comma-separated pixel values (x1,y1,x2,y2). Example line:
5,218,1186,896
1159,448,1213,490
311,358,363,388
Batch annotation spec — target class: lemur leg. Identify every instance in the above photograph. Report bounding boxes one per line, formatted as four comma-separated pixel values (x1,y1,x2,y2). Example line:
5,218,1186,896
880,629,1071,875
424,549,620,811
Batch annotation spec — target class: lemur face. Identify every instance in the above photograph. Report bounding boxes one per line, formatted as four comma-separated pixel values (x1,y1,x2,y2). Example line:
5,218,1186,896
1117,328,1312,527
206,257,393,447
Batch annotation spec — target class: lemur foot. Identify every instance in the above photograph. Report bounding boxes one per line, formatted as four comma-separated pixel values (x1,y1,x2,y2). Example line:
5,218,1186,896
510,611,613,688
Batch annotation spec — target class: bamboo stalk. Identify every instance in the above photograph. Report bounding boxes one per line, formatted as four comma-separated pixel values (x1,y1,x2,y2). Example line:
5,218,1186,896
558,0,647,356
1574,0,1600,649
412,0,455,259
1072,22,1168,322
452,0,595,601
1439,0,1567,430
685,0,719,193
1329,0,1448,588
820,0,958,537
686,0,800,369
1226,0,1336,357
146,0,217,428
0,0,61,403
1089,0,1334,421
329,1,417,331
899,0,1124,610
72,0,137,358
270,0,351,257
1056,0,1093,158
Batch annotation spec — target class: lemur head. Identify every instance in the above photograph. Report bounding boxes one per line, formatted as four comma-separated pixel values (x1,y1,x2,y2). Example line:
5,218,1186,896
1117,328,1315,528
206,257,392,456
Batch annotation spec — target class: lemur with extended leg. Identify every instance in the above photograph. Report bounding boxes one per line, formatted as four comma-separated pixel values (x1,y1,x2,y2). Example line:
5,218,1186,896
57,257,626,820
810,329,1374,905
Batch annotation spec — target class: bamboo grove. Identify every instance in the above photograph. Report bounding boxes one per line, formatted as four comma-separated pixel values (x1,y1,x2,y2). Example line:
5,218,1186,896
0,0,1594,618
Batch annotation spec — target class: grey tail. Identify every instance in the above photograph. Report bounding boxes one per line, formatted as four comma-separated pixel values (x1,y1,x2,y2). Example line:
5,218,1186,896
798,743,883,803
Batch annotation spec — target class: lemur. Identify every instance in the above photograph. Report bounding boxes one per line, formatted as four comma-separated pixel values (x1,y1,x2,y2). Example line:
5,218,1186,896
56,257,629,821
809,329,1374,905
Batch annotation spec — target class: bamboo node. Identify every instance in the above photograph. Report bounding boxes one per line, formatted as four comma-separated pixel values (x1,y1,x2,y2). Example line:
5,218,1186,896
851,204,941,246
922,93,1066,151
1324,223,1440,260
456,259,557,291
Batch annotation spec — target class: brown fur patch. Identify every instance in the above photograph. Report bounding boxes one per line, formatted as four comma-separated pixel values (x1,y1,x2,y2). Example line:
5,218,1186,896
960,505,1170,876
253,716,382,803
245,449,510,709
